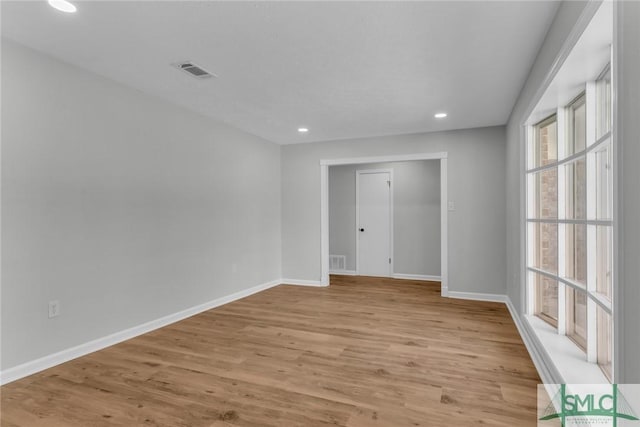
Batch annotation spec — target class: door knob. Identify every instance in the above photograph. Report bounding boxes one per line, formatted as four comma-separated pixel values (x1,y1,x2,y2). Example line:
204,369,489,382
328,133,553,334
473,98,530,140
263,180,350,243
359,228,365,232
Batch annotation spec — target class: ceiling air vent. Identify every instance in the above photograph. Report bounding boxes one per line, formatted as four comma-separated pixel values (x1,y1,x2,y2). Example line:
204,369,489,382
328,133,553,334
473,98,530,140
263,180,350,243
173,61,216,79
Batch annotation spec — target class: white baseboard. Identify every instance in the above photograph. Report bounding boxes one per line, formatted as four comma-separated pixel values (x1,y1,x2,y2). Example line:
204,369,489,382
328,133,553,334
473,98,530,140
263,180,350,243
504,297,562,385
392,273,441,282
281,278,328,287
329,270,357,276
447,291,507,303
327,272,441,281
0,278,282,386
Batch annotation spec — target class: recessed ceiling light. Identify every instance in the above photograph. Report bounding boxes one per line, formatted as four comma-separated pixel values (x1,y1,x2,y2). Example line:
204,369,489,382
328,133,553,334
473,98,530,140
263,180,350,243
298,128,309,133
434,113,448,119
48,0,77,13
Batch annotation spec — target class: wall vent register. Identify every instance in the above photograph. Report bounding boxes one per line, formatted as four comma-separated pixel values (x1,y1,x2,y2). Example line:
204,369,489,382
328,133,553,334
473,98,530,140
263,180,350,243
173,62,216,79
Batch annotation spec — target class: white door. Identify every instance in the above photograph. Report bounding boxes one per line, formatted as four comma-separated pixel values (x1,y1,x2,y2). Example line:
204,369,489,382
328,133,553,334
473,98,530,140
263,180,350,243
357,170,392,277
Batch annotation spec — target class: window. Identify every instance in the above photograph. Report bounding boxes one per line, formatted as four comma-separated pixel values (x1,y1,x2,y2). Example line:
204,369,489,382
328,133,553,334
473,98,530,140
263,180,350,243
564,158,586,220
596,225,612,299
566,287,587,351
526,65,614,381
529,223,558,274
531,169,559,219
597,305,613,379
527,116,559,330
595,145,612,220
530,115,558,168
564,224,587,285
534,273,559,326
565,94,587,157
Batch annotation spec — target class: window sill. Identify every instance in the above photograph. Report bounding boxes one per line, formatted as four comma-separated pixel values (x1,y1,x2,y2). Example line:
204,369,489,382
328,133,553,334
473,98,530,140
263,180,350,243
524,314,609,384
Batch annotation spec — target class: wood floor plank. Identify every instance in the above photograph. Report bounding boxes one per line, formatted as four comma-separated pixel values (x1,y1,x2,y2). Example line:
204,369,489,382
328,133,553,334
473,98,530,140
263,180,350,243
1,276,541,426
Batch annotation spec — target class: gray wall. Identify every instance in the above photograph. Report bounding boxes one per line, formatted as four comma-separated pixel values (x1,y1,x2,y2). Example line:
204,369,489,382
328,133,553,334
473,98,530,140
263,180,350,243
329,161,440,276
282,126,507,294
616,0,640,384
505,0,640,383
1,40,282,370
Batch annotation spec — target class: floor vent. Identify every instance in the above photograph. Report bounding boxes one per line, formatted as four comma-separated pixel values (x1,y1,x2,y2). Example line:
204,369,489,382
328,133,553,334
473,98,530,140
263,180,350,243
329,255,346,271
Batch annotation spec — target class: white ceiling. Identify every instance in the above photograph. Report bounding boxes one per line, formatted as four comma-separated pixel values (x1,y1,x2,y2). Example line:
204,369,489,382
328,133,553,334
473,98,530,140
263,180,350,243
1,1,560,144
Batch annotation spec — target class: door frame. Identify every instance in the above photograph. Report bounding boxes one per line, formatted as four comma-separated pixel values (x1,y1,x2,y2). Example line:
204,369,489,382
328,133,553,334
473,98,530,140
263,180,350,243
320,152,448,296
355,168,394,276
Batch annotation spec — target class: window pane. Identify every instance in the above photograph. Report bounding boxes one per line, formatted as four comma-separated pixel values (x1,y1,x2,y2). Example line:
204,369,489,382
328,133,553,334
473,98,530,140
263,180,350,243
533,273,558,326
564,224,587,285
566,287,588,352
597,305,613,381
596,226,613,300
530,169,558,219
566,94,586,157
529,222,558,275
596,67,611,139
530,116,557,168
565,158,586,220
595,145,612,220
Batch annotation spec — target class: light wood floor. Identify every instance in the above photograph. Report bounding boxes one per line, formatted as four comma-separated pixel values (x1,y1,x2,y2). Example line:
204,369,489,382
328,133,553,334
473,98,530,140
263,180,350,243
1,276,540,426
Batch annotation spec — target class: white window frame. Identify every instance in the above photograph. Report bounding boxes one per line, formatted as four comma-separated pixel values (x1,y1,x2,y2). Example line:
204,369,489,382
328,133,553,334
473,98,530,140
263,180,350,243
524,68,614,381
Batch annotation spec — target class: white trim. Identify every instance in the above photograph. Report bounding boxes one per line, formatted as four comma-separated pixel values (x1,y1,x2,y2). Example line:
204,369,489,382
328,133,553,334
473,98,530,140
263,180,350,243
355,169,360,275
392,273,441,282
447,291,507,303
525,314,609,384
355,168,393,277
526,136,613,175
440,158,448,297
505,297,563,385
320,152,448,297
612,0,622,383
281,278,328,287
522,124,530,316
320,152,447,166
526,218,612,226
0,278,282,386
329,270,357,276
320,165,330,286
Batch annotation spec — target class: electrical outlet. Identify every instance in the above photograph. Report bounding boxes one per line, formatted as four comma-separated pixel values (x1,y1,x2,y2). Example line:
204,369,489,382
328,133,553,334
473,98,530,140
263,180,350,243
48,300,60,318
448,201,456,211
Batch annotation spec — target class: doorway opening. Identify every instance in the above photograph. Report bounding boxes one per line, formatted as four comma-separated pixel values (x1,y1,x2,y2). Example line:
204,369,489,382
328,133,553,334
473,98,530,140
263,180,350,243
320,153,448,296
